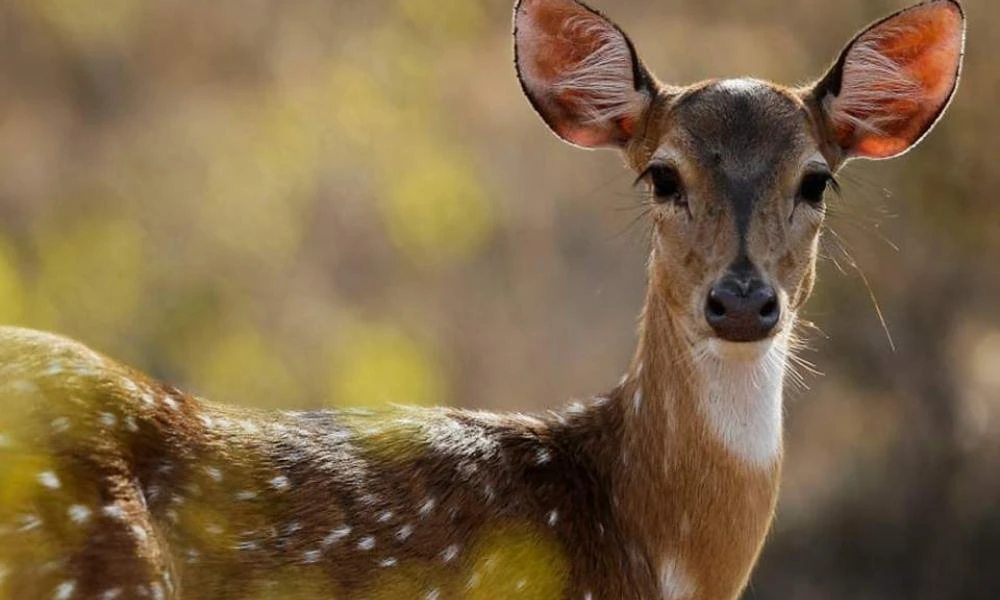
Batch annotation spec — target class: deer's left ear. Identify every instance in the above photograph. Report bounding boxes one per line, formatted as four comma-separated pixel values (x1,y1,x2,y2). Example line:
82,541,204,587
808,0,965,160
513,0,655,149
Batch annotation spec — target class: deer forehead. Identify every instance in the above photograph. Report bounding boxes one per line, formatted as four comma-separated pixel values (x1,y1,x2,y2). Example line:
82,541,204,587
640,78,818,182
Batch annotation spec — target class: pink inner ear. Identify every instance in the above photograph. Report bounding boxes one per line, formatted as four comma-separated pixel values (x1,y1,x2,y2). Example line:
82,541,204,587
515,0,648,148
524,3,605,84
831,2,964,159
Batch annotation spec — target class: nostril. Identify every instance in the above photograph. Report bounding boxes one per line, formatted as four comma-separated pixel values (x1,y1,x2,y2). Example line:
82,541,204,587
706,294,726,319
759,298,778,319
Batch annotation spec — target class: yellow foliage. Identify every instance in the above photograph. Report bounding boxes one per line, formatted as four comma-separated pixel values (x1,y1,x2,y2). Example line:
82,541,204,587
32,218,144,346
190,323,300,409
27,0,143,48
331,322,446,408
327,64,403,150
396,0,486,42
0,239,25,325
381,149,494,267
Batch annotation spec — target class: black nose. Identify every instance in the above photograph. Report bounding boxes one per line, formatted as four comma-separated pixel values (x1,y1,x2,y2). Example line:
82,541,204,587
705,277,780,342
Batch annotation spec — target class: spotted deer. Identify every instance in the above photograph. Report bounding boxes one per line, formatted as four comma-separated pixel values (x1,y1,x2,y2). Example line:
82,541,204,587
0,0,965,598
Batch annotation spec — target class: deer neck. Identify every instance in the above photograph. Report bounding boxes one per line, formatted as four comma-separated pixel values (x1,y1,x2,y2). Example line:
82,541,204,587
606,259,787,597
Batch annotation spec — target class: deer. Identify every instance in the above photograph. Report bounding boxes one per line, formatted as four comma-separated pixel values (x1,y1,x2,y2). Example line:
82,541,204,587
0,0,965,598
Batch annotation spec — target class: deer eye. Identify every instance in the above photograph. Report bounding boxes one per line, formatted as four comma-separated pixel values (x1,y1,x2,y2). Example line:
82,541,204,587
797,172,833,206
646,165,686,206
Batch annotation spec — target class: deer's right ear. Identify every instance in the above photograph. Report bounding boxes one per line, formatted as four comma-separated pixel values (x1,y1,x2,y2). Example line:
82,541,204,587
513,0,655,149
807,0,965,160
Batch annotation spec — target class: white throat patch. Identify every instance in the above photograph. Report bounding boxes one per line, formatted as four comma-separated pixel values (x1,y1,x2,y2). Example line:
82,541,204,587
695,333,788,468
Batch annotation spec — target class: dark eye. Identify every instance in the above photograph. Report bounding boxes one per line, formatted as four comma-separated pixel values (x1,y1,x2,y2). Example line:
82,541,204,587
797,172,832,206
647,165,686,206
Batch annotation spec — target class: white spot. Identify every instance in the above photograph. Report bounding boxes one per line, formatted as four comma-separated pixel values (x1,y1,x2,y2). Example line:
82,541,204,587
44,362,63,376
199,415,214,428
516,579,527,590
18,514,42,531
206,523,223,536
466,572,481,589
150,582,164,600
379,557,398,568
235,490,257,501
425,589,440,600
418,496,436,518
237,540,258,552
269,476,290,491
53,580,76,600
186,548,200,563
547,510,559,527
99,412,117,427
102,504,126,520
51,417,70,433
302,549,321,563
130,524,148,542
584,593,593,600
357,536,375,551
632,388,642,413
534,447,551,465
125,416,138,432
38,471,61,489
396,524,413,541
378,510,393,523
322,525,351,547
204,466,223,482
162,396,179,411
696,332,788,467
99,588,122,600
482,483,495,502
284,521,302,535
660,557,696,600
145,484,161,503
441,543,460,563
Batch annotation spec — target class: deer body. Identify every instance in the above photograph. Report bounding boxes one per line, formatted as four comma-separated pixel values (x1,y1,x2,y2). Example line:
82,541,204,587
0,0,965,598
0,312,780,599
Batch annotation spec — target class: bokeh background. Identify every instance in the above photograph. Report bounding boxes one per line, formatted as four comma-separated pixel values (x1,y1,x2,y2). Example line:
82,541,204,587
0,0,997,597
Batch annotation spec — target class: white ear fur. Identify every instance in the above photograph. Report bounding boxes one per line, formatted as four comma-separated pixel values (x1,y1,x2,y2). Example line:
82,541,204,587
813,0,965,160
823,33,924,137
547,15,647,126
514,0,652,148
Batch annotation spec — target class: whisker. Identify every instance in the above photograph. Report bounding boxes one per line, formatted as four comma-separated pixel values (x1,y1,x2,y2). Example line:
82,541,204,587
826,226,896,352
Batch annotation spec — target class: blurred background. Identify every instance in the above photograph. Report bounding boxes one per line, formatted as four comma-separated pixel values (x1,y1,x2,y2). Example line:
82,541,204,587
0,0,996,597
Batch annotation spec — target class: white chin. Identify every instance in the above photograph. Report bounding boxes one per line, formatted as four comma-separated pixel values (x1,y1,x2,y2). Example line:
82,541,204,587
705,335,779,362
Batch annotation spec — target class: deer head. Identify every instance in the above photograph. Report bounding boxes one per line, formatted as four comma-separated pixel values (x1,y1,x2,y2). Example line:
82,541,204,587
514,0,965,355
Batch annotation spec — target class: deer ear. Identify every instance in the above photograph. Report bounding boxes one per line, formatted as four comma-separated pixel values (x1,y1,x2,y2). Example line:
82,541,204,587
809,0,965,160
513,0,655,149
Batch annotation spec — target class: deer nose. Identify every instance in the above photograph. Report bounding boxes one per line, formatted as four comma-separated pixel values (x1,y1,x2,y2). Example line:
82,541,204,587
705,277,780,342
